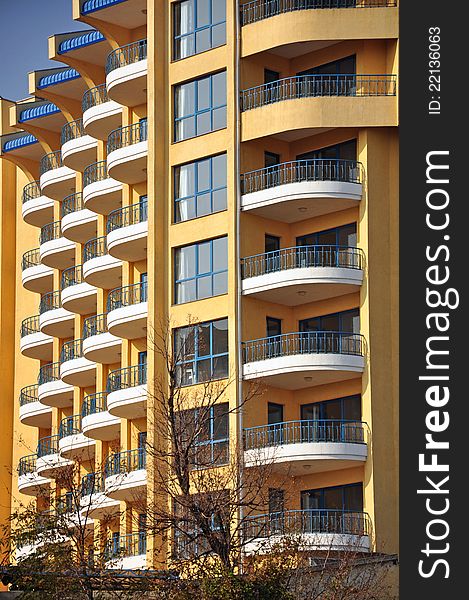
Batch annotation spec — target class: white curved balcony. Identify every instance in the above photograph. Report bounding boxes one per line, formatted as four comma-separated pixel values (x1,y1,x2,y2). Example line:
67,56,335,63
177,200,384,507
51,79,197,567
244,509,370,554
83,314,122,364
59,415,96,460
36,435,74,478
21,249,53,293
104,449,147,501
60,339,96,387
18,455,51,496
39,291,74,337
39,150,76,201
107,282,147,340
243,420,368,476
38,362,74,408
80,473,120,519
83,236,123,289
240,160,363,222
83,160,122,215
61,265,98,314
61,192,98,243
19,384,52,428
107,364,147,418
242,331,365,390
107,200,148,261
61,118,98,171
241,246,364,305
22,181,54,228
20,315,53,361
106,40,147,107
107,120,148,184
39,221,75,270
82,392,120,441
83,84,123,140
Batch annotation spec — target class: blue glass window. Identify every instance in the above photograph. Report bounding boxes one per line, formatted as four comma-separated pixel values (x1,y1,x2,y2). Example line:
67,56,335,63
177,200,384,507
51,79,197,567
299,309,360,334
173,0,226,60
174,318,228,385
174,154,227,222
175,237,228,303
301,483,363,512
180,403,229,467
174,71,227,141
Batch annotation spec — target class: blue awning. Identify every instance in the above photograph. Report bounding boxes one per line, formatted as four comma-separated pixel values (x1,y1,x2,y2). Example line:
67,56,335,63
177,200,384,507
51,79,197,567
58,30,106,54
37,68,80,89
3,134,38,153
19,103,60,123
82,0,127,15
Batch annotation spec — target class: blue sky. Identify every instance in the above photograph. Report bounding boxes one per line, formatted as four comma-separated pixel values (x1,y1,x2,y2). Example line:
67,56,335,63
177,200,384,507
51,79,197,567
0,0,90,100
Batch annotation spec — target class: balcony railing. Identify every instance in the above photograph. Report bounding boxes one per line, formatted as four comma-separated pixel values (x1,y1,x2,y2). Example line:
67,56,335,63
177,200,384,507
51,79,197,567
107,363,147,393
38,362,61,385
20,315,41,337
242,331,365,363
22,248,41,270
240,0,397,26
243,509,370,539
241,74,397,111
244,419,366,450
82,392,108,417
40,151,63,175
19,454,38,476
106,39,148,74
23,180,41,204
107,282,147,312
39,290,61,314
19,384,39,406
241,158,362,194
104,531,147,560
59,414,81,439
83,236,108,262
61,264,84,289
83,160,108,187
61,192,84,217
61,119,85,145
107,120,148,154
60,339,85,363
37,434,60,457
105,448,146,477
83,84,109,112
81,471,104,497
40,221,63,245
83,313,107,338
241,245,364,279
82,0,124,15
107,199,148,233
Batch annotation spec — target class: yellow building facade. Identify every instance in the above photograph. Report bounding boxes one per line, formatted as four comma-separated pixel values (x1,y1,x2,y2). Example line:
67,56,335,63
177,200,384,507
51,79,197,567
0,0,399,573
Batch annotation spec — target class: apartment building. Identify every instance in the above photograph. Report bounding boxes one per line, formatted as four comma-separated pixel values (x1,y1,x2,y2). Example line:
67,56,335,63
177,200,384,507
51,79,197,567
0,0,399,572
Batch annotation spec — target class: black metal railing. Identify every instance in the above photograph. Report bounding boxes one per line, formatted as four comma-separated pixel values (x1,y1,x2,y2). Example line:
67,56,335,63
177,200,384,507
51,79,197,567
106,39,147,74
83,160,108,187
241,245,364,278
83,313,107,338
105,448,146,477
37,434,60,457
61,192,84,217
107,282,147,311
241,74,397,111
40,221,62,245
61,119,85,145
61,265,84,289
60,339,84,363
59,414,81,439
19,454,38,476
83,84,109,112
241,158,362,194
22,248,41,270
39,290,62,314
107,199,148,233
242,331,365,363
40,151,63,175
38,361,60,385
240,0,397,26
107,119,148,153
22,180,41,204
20,315,40,337
83,236,108,263
107,363,147,393
19,384,39,406
82,392,108,418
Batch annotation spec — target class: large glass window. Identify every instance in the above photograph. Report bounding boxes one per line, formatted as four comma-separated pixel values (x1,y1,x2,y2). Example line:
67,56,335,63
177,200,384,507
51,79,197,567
296,223,357,248
301,483,363,512
301,395,361,421
175,237,228,303
174,318,229,385
174,71,227,142
174,154,227,222
299,309,360,334
173,0,226,60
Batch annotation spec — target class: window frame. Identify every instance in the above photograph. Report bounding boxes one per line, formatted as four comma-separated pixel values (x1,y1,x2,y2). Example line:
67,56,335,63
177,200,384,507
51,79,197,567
173,0,227,61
